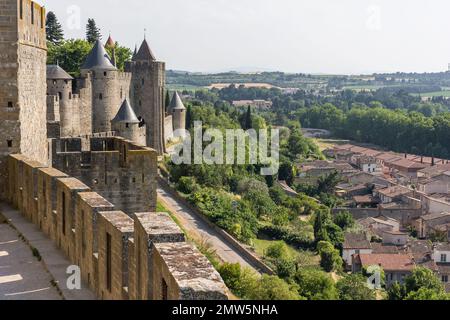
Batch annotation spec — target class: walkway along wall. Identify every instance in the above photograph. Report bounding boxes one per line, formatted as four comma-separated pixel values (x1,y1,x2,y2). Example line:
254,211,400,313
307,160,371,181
6,154,228,300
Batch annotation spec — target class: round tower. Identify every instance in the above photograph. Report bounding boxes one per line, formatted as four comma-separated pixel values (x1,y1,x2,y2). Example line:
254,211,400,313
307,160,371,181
170,91,186,133
81,39,120,133
46,64,75,137
111,98,146,146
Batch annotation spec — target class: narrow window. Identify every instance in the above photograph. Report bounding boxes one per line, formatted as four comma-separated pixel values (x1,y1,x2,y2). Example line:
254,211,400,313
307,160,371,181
62,191,66,235
104,72,107,76
106,232,112,292
69,92,72,100
441,254,447,263
443,275,449,283
81,210,86,258
141,78,145,85
125,123,129,128
58,92,62,100
7,140,12,148
40,7,44,28
31,2,34,25
20,0,23,19
99,93,103,100
162,279,168,300
7,101,13,108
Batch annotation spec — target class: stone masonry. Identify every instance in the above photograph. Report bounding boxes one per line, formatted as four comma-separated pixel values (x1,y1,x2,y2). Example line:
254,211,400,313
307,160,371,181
6,154,228,300
0,0,48,199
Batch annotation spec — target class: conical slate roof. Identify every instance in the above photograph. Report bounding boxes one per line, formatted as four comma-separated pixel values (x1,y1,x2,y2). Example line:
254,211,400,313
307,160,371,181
112,99,140,124
81,40,116,71
134,38,156,61
170,91,186,111
46,64,73,80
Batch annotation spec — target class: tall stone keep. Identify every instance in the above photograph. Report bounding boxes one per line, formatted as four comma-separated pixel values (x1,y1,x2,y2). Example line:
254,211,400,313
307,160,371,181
0,0,48,199
126,38,166,154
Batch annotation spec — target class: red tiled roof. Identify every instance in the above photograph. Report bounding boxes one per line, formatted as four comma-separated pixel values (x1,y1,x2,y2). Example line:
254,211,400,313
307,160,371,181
376,152,402,162
357,254,414,271
388,158,428,170
376,185,411,198
361,149,383,157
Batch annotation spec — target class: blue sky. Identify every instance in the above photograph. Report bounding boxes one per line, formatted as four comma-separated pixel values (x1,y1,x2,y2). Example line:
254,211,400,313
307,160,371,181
41,0,450,74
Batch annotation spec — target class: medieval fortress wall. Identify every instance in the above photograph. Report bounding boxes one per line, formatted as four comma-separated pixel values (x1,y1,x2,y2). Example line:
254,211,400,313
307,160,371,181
0,0,48,198
0,0,227,300
7,149,228,300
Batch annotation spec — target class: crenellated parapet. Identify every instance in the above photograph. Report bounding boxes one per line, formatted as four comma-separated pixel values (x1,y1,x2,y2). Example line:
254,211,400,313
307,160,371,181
5,153,228,300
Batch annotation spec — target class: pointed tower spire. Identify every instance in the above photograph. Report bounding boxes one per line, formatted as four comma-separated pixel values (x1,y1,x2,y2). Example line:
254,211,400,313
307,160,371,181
112,98,140,124
81,39,116,70
170,91,186,111
105,33,115,49
135,37,156,61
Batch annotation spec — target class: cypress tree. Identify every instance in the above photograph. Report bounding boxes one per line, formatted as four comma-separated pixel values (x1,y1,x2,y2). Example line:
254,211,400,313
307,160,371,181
244,105,252,130
46,11,64,45
165,91,171,114
186,105,192,130
86,18,102,44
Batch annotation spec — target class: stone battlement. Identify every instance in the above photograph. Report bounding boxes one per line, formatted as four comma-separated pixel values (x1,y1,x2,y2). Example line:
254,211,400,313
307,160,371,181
5,153,228,300
49,136,157,215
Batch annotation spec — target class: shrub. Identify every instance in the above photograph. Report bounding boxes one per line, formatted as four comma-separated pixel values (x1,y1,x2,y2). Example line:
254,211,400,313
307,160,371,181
176,176,198,194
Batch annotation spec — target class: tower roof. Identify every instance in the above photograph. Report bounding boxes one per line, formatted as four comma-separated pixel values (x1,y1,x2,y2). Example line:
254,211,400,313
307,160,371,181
170,91,186,111
81,40,116,71
105,35,115,48
46,64,73,80
134,38,156,61
112,99,140,124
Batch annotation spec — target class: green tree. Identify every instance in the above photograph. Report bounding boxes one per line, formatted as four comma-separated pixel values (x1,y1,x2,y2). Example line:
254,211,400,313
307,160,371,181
186,105,193,129
317,171,341,194
244,105,252,130
86,18,102,44
294,268,338,300
165,91,171,114
333,211,355,230
248,275,302,300
337,274,376,300
278,162,295,186
106,44,132,71
404,267,444,294
405,287,449,300
317,241,343,272
47,39,93,77
314,210,330,242
46,11,64,45
388,267,447,300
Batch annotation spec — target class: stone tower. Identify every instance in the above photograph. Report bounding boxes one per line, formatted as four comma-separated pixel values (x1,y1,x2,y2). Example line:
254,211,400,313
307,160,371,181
170,91,186,132
111,98,146,146
46,64,76,137
0,0,48,198
81,40,121,133
126,38,166,154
